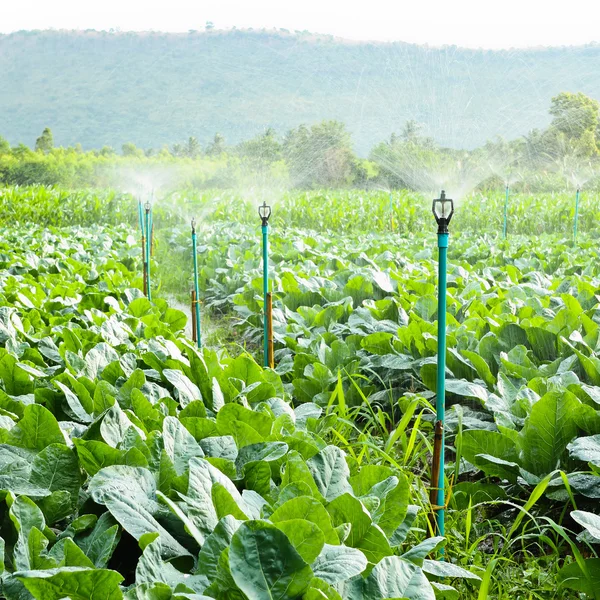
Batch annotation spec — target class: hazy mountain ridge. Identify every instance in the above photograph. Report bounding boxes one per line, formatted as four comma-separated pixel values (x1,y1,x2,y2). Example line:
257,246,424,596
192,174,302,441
1,29,600,153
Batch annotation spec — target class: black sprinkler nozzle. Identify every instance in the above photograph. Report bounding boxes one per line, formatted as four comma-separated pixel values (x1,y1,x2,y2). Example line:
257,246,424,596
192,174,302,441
258,201,272,226
144,201,151,212
191,218,196,234
432,190,454,234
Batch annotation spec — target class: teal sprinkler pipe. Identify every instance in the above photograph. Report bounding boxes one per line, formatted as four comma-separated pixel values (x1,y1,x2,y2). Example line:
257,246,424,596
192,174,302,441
431,190,454,550
503,183,509,239
574,187,581,242
138,199,144,235
191,219,202,348
258,201,272,368
144,202,152,301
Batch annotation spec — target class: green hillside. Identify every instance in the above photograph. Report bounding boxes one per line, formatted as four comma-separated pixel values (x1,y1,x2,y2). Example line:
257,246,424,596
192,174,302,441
1,29,600,153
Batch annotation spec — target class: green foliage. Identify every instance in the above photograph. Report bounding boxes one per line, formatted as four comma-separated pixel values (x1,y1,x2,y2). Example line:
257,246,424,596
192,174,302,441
34,127,53,154
2,29,600,156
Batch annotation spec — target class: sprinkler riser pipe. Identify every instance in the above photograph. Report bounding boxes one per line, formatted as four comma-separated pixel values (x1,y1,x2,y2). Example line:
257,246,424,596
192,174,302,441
138,201,144,234
262,224,269,367
503,185,509,239
192,231,202,348
267,292,274,369
191,290,197,345
145,209,152,301
574,188,580,242
435,231,448,541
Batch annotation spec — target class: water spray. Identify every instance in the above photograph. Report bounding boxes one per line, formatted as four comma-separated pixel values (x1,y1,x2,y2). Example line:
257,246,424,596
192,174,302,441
145,201,152,301
503,183,509,239
431,190,454,549
258,201,273,368
573,187,581,242
191,219,202,348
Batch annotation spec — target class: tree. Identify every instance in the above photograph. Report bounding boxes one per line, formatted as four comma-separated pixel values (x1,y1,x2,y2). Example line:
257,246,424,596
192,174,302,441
0,135,10,154
35,127,53,153
122,142,143,157
236,128,281,174
549,92,599,140
185,136,201,158
283,120,356,187
206,133,226,157
401,120,422,142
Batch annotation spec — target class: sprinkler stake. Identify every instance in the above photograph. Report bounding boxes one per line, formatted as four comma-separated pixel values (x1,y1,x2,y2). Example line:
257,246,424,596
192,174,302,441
138,199,148,295
145,202,152,301
267,292,274,369
431,190,454,553
191,219,202,348
191,290,198,345
258,201,272,368
389,192,394,232
574,187,581,242
503,184,509,239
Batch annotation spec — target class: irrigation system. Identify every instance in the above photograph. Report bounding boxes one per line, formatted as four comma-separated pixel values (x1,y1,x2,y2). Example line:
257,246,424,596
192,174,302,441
191,219,202,348
145,202,152,301
503,183,509,239
431,190,454,547
574,187,581,242
259,201,274,368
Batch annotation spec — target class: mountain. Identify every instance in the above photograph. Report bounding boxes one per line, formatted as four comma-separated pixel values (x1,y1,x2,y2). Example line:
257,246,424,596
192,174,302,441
1,29,599,154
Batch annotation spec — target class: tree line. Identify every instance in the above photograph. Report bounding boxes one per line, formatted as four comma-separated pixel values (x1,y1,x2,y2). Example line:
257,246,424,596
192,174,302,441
1,92,599,190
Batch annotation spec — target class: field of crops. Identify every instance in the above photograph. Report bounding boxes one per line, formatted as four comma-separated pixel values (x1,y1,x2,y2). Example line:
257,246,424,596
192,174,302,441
1,186,600,599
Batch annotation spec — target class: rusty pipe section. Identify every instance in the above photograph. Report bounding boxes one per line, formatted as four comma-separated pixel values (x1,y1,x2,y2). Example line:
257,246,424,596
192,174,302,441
267,292,274,369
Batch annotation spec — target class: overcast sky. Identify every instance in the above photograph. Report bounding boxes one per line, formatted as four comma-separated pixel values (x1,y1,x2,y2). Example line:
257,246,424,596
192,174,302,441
2,0,600,49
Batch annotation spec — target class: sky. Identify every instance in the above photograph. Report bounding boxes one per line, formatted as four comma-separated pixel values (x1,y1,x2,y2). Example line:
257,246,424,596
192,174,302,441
2,0,600,49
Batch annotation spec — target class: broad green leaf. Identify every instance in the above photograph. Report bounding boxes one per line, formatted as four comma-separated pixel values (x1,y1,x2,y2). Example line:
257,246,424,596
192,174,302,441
229,520,314,600
163,369,202,407
162,416,204,476
557,558,600,595
568,435,600,467
17,567,124,600
571,510,600,542
275,519,324,563
7,404,64,451
519,390,580,475
89,465,191,559
270,496,338,544
311,544,367,584
307,446,352,501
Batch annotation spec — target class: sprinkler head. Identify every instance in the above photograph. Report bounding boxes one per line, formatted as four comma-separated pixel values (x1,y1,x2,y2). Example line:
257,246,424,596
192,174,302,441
432,190,454,234
144,201,151,212
191,218,196,234
258,201,272,226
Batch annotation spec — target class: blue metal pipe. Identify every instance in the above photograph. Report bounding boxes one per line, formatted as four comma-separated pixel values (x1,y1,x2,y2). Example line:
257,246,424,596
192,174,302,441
503,184,509,239
574,187,580,242
436,231,448,540
262,224,269,367
138,200,144,235
145,205,151,301
192,228,202,348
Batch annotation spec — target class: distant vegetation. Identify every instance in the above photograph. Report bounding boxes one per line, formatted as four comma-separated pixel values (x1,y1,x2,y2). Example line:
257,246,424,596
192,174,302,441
0,92,599,191
2,29,600,153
